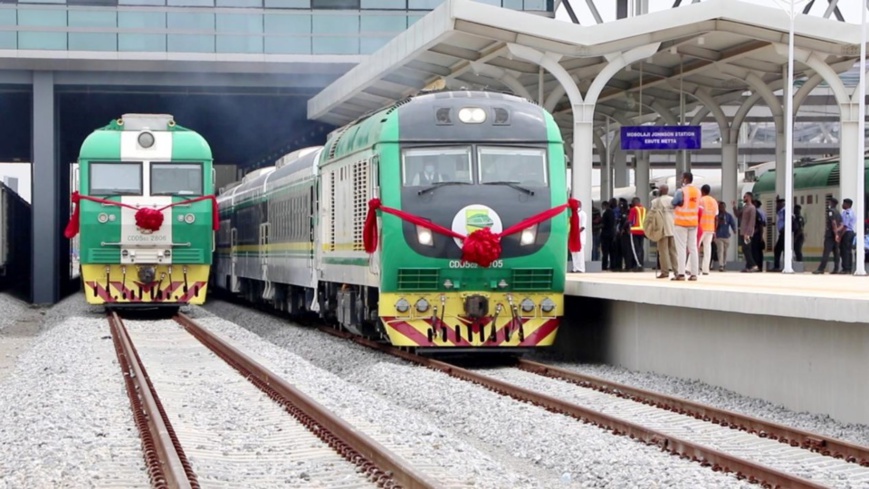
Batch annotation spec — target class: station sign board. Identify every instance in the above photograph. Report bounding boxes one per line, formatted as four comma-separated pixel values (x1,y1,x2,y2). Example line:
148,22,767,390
620,126,702,150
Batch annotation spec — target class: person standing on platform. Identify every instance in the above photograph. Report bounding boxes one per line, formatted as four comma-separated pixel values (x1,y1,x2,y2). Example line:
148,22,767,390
627,197,646,272
570,200,588,273
715,200,736,271
671,172,701,281
813,197,843,274
839,198,856,274
793,204,805,262
650,184,678,279
733,192,758,272
698,185,718,276
610,198,624,272
617,198,631,271
752,199,766,271
772,197,786,272
599,201,614,271
591,206,602,262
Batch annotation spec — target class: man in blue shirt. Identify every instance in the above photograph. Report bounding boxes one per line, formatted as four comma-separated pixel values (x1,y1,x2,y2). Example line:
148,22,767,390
715,200,736,271
840,198,856,273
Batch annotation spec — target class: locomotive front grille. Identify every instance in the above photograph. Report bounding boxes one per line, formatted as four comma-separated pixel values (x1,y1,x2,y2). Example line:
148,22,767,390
511,268,554,291
397,268,439,291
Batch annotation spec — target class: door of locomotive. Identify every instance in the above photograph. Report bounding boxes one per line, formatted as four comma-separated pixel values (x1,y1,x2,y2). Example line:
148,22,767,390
259,222,273,300
368,156,380,276
70,163,81,280
230,227,240,293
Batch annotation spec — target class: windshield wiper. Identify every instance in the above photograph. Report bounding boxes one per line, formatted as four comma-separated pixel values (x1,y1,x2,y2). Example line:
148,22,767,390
483,181,534,196
417,181,471,195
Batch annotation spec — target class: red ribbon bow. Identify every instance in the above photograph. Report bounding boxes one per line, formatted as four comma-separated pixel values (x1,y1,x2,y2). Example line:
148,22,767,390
363,197,581,267
64,191,219,239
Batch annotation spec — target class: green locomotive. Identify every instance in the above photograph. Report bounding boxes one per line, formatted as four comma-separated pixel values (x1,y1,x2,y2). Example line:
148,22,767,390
66,114,217,308
752,155,869,261
215,91,578,351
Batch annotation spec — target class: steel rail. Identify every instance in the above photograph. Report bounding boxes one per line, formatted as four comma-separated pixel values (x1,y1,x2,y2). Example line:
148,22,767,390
108,312,197,489
517,359,869,467
318,326,828,489
174,313,442,489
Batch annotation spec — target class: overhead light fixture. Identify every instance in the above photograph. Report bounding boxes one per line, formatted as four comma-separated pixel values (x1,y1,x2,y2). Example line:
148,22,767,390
669,46,678,55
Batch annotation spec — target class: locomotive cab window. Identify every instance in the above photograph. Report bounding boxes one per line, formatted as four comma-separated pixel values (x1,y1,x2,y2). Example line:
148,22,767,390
89,162,143,196
151,163,203,196
478,147,548,187
402,147,472,186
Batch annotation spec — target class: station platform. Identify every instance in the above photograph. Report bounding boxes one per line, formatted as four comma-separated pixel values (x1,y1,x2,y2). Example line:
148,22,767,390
565,270,869,324
559,270,869,426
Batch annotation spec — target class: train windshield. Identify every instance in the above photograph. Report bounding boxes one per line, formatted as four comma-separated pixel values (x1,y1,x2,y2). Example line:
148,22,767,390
478,147,548,187
89,162,142,195
151,163,203,196
402,147,473,186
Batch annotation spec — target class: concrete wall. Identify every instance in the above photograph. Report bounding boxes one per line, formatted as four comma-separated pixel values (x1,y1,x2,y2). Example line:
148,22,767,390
559,297,869,426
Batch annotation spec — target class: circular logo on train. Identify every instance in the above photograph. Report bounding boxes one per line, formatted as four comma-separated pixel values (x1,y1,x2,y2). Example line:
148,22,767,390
451,204,503,248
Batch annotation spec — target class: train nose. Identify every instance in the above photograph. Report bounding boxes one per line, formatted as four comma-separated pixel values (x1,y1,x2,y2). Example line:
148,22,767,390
463,294,489,318
137,266,156,284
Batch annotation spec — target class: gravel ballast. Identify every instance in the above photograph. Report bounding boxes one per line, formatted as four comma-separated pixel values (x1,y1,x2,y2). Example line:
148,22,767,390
530,358,869,449
0,296,149,488
199,300,754,488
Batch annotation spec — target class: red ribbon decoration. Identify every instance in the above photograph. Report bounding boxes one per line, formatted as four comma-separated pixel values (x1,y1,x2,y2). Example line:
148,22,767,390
64,191,219,239
363,197,581,267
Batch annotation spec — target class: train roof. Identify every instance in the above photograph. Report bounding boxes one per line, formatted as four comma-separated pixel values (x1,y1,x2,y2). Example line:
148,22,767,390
321,90,556,164
79,114,212,160
752,157,869,194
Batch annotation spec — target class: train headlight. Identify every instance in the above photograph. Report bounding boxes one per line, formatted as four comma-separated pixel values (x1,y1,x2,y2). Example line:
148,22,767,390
540,298,556,313
520,225,537,246
458,107,487,124
137,131,155,149
416,225,433,246
97,213,109,223
395,298,410,313
415,298,430,313
184,213,196,224
520,298,535,312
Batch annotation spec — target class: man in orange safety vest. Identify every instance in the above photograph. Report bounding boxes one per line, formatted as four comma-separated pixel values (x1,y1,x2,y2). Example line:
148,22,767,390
671,172,701,281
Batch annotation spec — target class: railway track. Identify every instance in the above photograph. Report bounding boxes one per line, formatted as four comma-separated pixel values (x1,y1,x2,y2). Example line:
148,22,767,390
319,325,869,489
108,311,441,489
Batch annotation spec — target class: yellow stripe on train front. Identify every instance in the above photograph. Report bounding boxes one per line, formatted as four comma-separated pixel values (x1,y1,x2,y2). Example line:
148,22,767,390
379,291,563,347
81,264,211,305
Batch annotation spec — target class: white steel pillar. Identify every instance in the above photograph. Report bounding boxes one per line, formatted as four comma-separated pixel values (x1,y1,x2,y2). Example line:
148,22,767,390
614,150,628,187
636,150,650,208
506,41,661,263
774,113,786,200
840,102,861,218
855,0,866,277
722,142,740,263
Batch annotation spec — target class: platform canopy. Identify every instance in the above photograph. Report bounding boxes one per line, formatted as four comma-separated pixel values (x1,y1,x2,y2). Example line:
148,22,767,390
308,0,862,142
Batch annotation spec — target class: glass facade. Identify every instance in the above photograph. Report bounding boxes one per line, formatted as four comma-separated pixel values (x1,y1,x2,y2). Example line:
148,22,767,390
0,0,553,54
